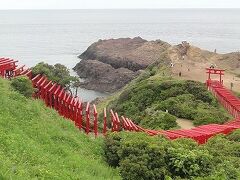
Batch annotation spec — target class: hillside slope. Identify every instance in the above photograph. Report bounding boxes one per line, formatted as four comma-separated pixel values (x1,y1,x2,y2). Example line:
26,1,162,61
96,61,231,130
0,78,120,179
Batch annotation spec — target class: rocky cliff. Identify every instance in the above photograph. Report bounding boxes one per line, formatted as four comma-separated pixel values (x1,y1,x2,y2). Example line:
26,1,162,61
74,37,240,93
74,37,171,93
74,60,139,92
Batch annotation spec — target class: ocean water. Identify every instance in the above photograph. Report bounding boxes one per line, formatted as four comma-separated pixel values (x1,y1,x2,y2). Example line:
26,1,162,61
0,9,239,101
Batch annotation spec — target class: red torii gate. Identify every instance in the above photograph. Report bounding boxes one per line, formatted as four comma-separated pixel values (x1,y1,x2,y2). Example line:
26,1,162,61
0,58,32,78
0,59,18,78
206,68,225,85
2,57,240,144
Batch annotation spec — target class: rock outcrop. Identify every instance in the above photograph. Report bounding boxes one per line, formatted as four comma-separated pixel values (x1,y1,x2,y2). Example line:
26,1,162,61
74,60,140,93
74,37,171,93
74,37,240,93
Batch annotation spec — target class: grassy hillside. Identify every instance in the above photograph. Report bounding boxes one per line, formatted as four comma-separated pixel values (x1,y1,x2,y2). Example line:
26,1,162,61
0,78,120,179
98,62,231,130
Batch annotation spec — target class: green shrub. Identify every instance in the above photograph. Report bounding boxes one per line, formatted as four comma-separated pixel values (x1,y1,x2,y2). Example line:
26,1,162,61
166,148,213,178
156,94,197,119
103,132,122,167
203,135,240,179
104,132,219,179
227,129,240,142
183,80,217,105
119,144,168,180
205,135,240,158
10,76,34,98
171,138,198,150
140,109,177,130
193,109,229,126
118,133,169,180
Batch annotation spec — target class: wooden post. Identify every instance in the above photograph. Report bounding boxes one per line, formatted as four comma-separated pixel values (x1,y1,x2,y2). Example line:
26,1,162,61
103,108,107,136
126,118,133,131
86,102,90,135
65,94,71,119
121,116,127,130
43,80,52,106
48,83,57,108
93,104,98,138
115,112,121,132
69,97,75,121
61,92,67,117
73,98,79,127
110,109,116,132
77,99,83,130
54,85,62,110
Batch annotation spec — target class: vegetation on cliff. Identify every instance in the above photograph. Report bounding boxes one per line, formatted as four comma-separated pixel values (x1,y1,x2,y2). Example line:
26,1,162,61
103,131,240,180
103,64,230,130
0,78,119,179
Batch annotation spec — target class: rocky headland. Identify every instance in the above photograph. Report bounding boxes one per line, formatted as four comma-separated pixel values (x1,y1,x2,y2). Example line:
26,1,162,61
74,37,240,93
74,37,171,93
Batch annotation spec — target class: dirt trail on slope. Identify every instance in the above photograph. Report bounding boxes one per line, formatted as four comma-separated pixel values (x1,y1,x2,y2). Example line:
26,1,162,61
171,58,240,93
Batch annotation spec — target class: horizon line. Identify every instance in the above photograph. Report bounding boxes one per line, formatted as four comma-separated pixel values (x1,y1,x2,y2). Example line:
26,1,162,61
0,8,240,10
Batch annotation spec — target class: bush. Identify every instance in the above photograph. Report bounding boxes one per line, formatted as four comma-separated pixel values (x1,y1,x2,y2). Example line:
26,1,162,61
103,132,219,180
205,135,240,158
119,144,168,180
156,94,197,119
118,133,169,180
166,148,213,178
227,129,240,142
103,132,122,167
183,80,217,105
11,76,34,98
140,109,177,130
203,135,240,179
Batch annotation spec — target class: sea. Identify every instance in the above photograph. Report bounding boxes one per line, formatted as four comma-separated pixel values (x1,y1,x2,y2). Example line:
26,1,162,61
0,9,239,101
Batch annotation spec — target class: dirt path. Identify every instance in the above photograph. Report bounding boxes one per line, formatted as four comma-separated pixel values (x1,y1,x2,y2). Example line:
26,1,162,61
176,118,194,129
171,60,240,93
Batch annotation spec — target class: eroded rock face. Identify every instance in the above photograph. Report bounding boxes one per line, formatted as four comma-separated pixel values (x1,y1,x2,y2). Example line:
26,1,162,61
74,60,140,93
74,37,171,92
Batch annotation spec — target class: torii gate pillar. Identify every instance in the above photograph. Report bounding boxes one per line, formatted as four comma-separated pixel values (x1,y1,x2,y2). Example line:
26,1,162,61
206,68,225,85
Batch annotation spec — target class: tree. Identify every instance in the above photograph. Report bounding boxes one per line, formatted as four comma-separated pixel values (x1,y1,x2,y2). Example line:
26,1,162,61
31,62,80,96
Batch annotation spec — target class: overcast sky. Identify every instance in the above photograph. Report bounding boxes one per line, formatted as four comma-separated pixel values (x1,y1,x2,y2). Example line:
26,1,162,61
0,0,239,9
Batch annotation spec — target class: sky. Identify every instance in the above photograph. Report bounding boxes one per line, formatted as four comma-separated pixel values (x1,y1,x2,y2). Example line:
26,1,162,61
0,0,239,9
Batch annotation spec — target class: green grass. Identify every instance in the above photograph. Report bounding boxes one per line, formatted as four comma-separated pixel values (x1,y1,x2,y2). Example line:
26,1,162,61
0,78,120,179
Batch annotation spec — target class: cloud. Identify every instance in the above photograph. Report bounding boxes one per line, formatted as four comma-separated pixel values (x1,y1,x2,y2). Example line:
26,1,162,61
0,0,239,9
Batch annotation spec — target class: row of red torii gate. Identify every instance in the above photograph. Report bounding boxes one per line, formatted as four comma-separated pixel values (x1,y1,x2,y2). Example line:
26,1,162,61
1,57,240,144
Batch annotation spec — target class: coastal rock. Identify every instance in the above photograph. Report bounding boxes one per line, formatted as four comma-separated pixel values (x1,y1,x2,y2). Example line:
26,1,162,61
74,37,171,92
74,60,139,93
79,37,171,71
